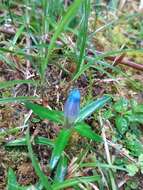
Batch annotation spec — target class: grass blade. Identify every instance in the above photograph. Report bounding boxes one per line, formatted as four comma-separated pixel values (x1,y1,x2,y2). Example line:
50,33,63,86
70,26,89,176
0,79,38,89
0,54,16,68
52,175,100,190
26,129,52,190
5,136,54,147
0,126,27,138
54,155,68,183
11,25,25,47
0,96,39,104
7,168,18,190
76,0,90,74
80,162,127,171
41,0,84,78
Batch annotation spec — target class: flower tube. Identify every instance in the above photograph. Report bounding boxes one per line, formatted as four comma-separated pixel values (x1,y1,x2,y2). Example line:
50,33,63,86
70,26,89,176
64,89,80,127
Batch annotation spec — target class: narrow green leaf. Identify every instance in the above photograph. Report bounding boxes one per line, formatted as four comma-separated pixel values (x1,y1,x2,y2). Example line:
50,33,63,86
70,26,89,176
26,129,52,190
0,125,28,138
33,181,43,190
75,122,102,142
0,96,39,104
52,175,100,190
76,95,111,122
50,129,72,169
76,0,90,73
12,25,25,46
42,0,84,77
139,154,143,174
0,79,38,89
80,162,127,171
0,47,36,60
47,0,83,56
0,54,16,68
54,155,68,182
7,168,18,190
6,138,27,146
7,169,26,189
25,102,64,124
5,136,54,147
35,136,54,147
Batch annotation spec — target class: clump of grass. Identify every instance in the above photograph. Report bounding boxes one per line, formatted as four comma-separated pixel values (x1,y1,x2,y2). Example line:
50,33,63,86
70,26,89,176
1,0,143,189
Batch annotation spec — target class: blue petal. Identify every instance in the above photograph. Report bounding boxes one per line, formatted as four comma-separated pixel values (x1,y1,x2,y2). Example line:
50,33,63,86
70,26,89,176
64,89,80,124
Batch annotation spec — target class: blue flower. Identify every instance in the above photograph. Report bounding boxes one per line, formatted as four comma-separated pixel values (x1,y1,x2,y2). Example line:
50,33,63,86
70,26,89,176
64,89,80,126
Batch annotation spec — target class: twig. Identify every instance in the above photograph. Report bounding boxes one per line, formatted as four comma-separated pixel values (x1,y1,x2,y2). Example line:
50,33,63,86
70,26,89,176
88,50,143,71
106,55,143,71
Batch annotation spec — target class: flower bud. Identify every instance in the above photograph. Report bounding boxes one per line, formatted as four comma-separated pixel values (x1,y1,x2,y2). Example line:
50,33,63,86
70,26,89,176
64,89,80,126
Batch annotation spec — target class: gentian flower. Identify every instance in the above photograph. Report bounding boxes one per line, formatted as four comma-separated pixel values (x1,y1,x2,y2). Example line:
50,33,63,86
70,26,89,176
64,89,80,126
